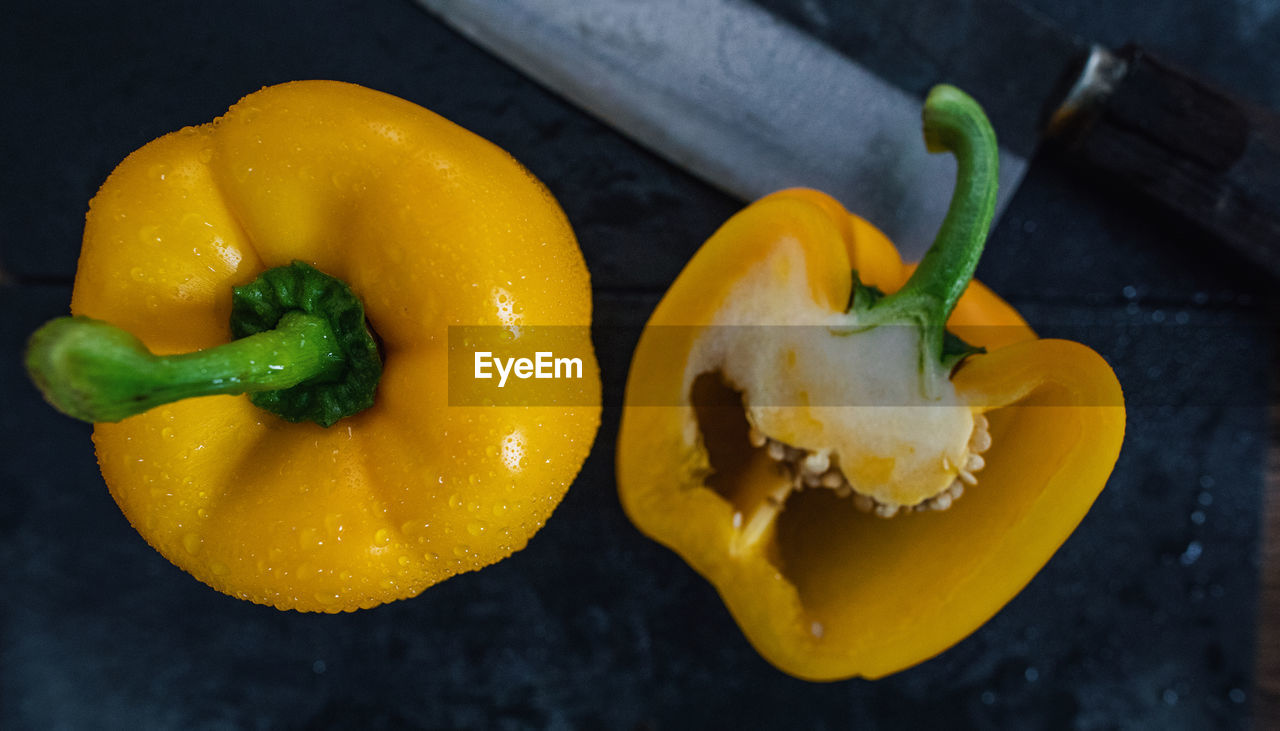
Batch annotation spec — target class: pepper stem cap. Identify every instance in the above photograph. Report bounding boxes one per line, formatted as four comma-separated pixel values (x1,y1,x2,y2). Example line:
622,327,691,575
26,261,381,427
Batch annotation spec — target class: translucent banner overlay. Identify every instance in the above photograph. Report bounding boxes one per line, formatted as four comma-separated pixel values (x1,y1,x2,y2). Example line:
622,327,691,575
448,326,600,407
447,325,1265,407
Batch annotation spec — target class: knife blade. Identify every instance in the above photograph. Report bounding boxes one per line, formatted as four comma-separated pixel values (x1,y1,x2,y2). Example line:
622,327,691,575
418,0,1280,273
416,0,1028,260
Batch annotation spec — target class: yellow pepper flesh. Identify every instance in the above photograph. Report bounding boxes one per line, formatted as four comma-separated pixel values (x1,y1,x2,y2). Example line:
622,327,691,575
69,81,601,611
617,188,1124,680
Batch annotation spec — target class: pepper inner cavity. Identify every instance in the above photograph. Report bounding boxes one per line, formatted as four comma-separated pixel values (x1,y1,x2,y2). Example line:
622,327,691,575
691,372,992,534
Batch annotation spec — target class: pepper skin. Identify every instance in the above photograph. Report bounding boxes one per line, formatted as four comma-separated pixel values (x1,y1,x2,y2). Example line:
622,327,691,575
46,81,601,611
616,87,1124,680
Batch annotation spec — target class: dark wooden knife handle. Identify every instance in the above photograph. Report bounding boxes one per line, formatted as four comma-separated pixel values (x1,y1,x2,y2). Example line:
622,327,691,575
1047,44,1280,278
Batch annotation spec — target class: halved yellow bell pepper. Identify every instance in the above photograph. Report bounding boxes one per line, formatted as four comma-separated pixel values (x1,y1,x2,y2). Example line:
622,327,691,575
616,86,1124,680
27,81,601,612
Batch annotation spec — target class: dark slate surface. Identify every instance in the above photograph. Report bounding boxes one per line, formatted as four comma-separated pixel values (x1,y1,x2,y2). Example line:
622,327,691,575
1,1,1274,728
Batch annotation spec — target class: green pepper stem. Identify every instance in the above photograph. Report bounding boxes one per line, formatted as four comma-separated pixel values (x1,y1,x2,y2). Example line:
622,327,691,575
849,84,999,388
26,311,345,423
892,85,999,324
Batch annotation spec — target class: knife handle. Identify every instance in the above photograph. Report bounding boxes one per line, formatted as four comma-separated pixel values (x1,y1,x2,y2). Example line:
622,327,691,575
1045,44,1280,278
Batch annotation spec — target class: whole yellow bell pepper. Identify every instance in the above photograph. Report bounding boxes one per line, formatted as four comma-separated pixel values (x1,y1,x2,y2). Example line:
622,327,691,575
26,81,601,612
616,86,1124,680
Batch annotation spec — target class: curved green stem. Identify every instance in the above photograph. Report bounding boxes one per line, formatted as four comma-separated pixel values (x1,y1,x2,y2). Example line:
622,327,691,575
27,261,382,427
26,311,344,423
848,84,999,390
890,85,999,324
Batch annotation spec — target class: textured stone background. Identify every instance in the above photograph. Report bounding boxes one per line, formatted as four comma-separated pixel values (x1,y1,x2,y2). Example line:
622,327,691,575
2,0,1277,728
